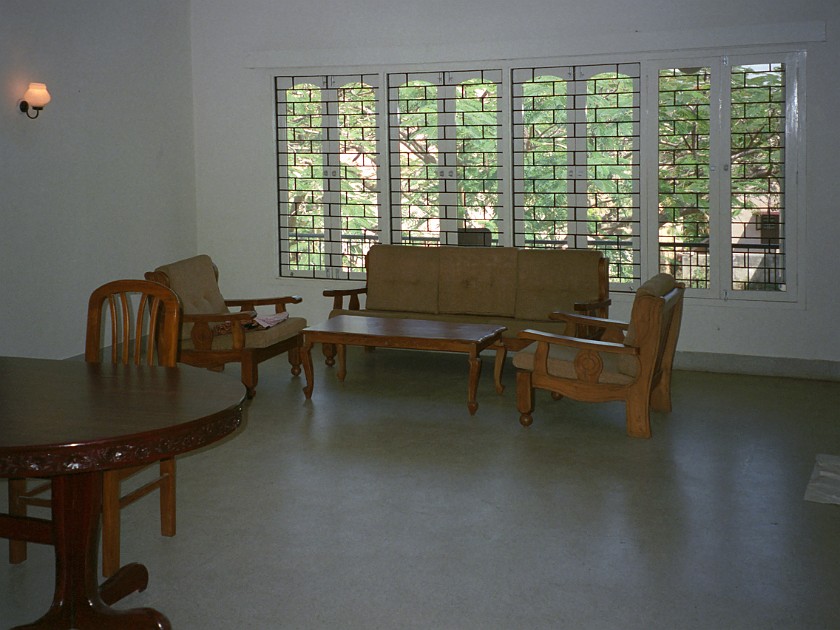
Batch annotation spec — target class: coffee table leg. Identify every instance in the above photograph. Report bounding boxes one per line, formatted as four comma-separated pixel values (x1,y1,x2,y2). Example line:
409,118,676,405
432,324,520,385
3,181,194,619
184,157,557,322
301,339,314,399
467,350,482,415
493,343,506,394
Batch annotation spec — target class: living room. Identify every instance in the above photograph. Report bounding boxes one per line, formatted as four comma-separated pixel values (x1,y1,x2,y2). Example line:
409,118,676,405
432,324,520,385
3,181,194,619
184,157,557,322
2,1,839,628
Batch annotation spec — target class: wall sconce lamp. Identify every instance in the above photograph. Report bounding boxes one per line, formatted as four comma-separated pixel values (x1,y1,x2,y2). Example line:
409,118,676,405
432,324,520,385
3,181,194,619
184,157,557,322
19,83,51,119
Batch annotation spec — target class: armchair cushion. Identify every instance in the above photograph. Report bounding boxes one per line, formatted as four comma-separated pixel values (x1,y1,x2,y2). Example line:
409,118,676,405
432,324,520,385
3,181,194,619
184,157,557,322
512,340,637,384
180,317,307,351
154,254,228,320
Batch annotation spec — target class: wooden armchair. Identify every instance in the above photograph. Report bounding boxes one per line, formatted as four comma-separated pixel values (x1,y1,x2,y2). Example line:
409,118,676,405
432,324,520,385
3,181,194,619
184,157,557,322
145,255,307,398
9,279,182,577
513,273,685,438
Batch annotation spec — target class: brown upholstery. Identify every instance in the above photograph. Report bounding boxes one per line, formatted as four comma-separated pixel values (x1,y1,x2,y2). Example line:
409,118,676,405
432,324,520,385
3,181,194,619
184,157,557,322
8,279,182,578
146,255,306,398
513,273,685,438
326,244,611,350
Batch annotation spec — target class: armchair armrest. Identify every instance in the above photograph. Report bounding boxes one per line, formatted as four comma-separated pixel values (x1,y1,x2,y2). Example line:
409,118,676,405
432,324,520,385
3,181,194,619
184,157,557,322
323,287,367,311
225,295,303,314
518,329,637,355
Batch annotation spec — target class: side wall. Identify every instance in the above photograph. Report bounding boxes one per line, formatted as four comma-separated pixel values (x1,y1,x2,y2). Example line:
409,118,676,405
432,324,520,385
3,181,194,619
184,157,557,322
0,1,197,358
190,0,840,377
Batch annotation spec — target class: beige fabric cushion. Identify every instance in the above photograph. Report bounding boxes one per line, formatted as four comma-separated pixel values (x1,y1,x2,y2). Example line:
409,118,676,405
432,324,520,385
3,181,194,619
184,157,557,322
365,245,440,314
624,273,677,347
514,249,603,320
513,342,636,384
155,255,229,316
180,317,306,351
438,246,517,317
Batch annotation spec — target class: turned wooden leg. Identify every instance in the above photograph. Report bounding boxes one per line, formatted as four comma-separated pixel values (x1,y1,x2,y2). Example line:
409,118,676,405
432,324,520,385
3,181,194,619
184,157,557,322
301,340,314,399
288,346,302,377
467,351,482,415
516,370,535,427
493,344,506,394
322,342,336,367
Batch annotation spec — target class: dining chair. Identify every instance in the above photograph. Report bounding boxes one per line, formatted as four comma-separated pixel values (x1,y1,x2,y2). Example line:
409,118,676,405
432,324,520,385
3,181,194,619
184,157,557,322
8,279,182,577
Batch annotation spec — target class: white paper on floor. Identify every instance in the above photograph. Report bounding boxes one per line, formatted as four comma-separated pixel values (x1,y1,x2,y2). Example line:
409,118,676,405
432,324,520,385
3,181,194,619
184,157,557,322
804,454,840,505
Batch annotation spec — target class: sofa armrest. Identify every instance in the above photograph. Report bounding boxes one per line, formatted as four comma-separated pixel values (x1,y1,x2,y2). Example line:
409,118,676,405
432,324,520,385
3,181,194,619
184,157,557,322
323,287,367,310
573,298,612,317
548,310,629,343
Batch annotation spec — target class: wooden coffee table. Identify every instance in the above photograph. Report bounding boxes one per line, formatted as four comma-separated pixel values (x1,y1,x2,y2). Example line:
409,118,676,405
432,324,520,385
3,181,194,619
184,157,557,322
301,315,506,415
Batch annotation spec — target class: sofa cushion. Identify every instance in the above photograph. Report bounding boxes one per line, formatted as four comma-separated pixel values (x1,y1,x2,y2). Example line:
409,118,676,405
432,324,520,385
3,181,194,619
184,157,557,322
365,245,440,314
514,249,604,320
438,246,517,317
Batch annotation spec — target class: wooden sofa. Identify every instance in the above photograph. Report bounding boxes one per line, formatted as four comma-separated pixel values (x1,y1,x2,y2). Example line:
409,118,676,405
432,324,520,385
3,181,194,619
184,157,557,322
323,244,611,374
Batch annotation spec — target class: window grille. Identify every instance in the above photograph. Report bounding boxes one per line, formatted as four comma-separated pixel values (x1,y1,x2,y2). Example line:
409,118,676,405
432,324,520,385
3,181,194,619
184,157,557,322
387,70,502,246
729,62,786,292
658,67,712,289
276,74,380,279
512,63,641,285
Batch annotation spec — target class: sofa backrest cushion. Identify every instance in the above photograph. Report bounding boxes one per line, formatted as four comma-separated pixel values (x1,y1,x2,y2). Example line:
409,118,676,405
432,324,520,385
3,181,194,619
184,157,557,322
438,246,517,317
365,245,440,314
514,249,604,320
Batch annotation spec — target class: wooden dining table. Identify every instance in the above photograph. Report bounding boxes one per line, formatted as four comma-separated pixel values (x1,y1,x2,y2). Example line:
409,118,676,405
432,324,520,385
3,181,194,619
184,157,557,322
0,356,246,630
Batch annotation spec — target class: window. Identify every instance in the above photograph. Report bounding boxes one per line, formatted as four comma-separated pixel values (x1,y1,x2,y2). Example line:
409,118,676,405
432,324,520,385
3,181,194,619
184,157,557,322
512,63,640,284
275,51,802,299
657,58,791,294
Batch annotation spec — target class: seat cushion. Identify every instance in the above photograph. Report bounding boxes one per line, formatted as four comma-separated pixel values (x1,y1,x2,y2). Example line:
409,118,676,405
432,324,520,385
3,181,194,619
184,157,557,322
180,317,307,351
513,342,636,384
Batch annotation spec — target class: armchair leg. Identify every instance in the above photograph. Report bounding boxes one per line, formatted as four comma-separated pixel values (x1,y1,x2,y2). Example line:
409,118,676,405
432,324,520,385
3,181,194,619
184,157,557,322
625,392,652,439
288,346,302,377
322,342,336,367
650,373,673,413
515,370,535,427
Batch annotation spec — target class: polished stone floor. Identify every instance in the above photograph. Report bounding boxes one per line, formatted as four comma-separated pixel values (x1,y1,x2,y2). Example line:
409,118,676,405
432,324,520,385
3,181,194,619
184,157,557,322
2,349,839,629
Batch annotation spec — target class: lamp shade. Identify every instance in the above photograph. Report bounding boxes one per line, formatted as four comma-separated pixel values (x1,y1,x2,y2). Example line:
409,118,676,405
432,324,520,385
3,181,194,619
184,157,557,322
23,83,51,108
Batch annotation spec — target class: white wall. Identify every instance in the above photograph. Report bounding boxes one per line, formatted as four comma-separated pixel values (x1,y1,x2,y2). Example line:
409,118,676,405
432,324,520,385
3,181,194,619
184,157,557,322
3,1,838,373
190,0,840,374
0,1,196,358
